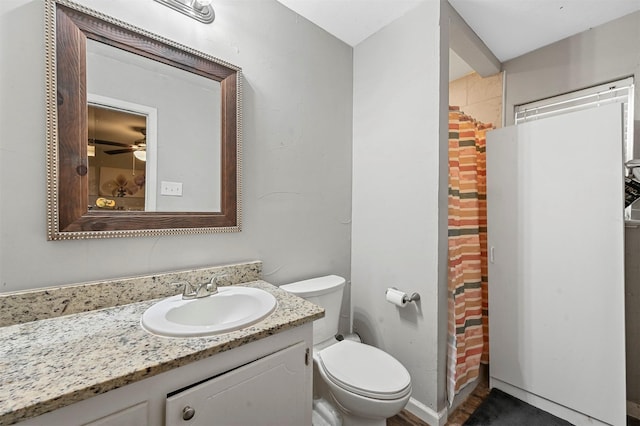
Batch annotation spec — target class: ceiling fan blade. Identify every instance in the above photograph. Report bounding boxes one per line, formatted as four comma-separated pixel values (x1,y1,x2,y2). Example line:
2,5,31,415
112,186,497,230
105,148,135,155
91,139,131,148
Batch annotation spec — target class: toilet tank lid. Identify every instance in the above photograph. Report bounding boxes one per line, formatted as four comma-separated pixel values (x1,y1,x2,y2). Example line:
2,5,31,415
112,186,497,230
280,275,346,297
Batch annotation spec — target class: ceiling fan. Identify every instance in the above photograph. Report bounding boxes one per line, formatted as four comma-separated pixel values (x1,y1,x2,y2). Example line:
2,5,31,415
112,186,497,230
89,128,147,161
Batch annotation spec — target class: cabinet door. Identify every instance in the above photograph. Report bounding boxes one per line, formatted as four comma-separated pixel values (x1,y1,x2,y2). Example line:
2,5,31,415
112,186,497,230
166,342,310,426
487,104,626,426
19,401,150,426
83,402,148,426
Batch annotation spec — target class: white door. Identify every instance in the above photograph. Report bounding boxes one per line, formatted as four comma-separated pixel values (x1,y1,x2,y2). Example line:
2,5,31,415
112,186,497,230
487,103,626,426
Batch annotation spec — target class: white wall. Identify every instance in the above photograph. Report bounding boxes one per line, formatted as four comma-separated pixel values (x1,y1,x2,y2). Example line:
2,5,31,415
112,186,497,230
351,1,449,422
502,10,640,405
0,0,352,291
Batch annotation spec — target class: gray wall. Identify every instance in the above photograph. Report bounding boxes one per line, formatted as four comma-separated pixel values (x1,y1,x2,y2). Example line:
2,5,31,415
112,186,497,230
0,0,352,292
502,11,640,405
351,1,450,422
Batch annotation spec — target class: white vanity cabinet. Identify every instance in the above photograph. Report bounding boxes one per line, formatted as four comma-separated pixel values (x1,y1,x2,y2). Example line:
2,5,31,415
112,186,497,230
83,402,149,426
19,324,312,426
166,341,308,425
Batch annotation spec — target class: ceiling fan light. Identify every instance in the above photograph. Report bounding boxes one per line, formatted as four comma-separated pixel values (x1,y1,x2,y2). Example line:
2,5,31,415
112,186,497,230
133,150,147,162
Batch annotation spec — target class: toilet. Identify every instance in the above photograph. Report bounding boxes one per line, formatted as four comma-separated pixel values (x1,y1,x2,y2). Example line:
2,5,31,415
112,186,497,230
281,275,412,426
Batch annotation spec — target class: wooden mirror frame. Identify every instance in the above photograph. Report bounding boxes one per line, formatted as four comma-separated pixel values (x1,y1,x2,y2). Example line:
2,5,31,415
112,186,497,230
45,0,242,240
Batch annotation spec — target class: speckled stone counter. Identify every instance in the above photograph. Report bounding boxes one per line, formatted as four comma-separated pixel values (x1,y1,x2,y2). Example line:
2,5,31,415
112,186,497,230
0,264,323,425
0,261,263,327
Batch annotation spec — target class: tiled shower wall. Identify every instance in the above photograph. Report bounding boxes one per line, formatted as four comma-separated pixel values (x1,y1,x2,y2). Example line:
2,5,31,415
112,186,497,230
449,71,503,128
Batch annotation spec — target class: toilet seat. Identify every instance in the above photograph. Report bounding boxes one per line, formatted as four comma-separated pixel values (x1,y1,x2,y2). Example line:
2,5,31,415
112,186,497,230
317,340,411,400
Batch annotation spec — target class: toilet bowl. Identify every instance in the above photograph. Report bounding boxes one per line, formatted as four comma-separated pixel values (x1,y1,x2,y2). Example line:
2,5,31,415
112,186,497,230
316,339,412,424
281,276,412,426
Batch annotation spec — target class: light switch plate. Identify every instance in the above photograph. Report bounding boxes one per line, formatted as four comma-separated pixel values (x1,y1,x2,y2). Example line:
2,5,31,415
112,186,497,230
161,181,183,196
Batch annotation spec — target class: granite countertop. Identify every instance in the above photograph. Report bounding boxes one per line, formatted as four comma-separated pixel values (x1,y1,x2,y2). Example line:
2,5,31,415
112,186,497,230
0,279,323,425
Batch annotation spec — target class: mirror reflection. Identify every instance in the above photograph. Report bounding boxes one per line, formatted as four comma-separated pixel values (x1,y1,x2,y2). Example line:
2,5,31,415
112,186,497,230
86,39,221,213
88,105,148,211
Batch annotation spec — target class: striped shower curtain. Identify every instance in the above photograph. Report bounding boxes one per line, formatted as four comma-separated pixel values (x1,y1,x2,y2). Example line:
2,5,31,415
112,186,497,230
446,106,491,404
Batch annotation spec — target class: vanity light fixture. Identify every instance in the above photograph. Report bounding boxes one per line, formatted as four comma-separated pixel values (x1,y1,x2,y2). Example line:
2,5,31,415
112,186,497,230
154,0,215,24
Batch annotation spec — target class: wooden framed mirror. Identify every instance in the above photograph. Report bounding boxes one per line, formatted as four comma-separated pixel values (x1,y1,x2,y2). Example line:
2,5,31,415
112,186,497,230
45,0,241,240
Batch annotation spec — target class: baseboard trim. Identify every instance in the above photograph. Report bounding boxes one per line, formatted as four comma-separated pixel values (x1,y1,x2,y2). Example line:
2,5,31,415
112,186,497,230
405,397,448,426
490,377,614,426
628,400,640,420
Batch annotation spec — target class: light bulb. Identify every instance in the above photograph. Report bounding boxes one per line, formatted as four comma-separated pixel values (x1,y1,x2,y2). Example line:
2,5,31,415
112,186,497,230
133,150,147,162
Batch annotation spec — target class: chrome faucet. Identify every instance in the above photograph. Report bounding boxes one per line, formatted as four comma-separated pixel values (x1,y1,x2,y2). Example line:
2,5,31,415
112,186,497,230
181,273,228,300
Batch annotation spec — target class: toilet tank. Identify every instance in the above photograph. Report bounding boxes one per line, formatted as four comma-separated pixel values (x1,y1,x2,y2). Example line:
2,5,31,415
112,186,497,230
280,275,346,344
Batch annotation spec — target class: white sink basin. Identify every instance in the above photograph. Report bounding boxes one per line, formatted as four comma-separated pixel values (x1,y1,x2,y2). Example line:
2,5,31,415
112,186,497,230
141,286,277,337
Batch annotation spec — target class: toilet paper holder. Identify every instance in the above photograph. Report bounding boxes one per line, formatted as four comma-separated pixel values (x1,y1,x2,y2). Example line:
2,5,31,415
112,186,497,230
386,287,421,303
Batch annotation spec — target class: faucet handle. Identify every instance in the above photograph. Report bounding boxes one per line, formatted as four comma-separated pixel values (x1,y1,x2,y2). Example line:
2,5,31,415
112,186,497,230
210,273,229,285
206,273,228,296
180,281,197,300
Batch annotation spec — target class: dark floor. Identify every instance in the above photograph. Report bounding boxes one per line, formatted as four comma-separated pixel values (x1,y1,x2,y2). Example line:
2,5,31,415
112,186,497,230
388,382,640,426
387,380,490,426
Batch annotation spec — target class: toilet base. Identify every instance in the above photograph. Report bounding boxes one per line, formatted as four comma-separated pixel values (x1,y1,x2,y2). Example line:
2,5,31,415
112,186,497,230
312,398,343,426
311,394,390,426
341,416,386,426
329,395,388,426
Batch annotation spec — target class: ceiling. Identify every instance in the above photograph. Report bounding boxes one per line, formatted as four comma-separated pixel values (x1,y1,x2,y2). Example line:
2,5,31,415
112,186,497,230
448,0,640,62
276,0,640,79
276,0,425,46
